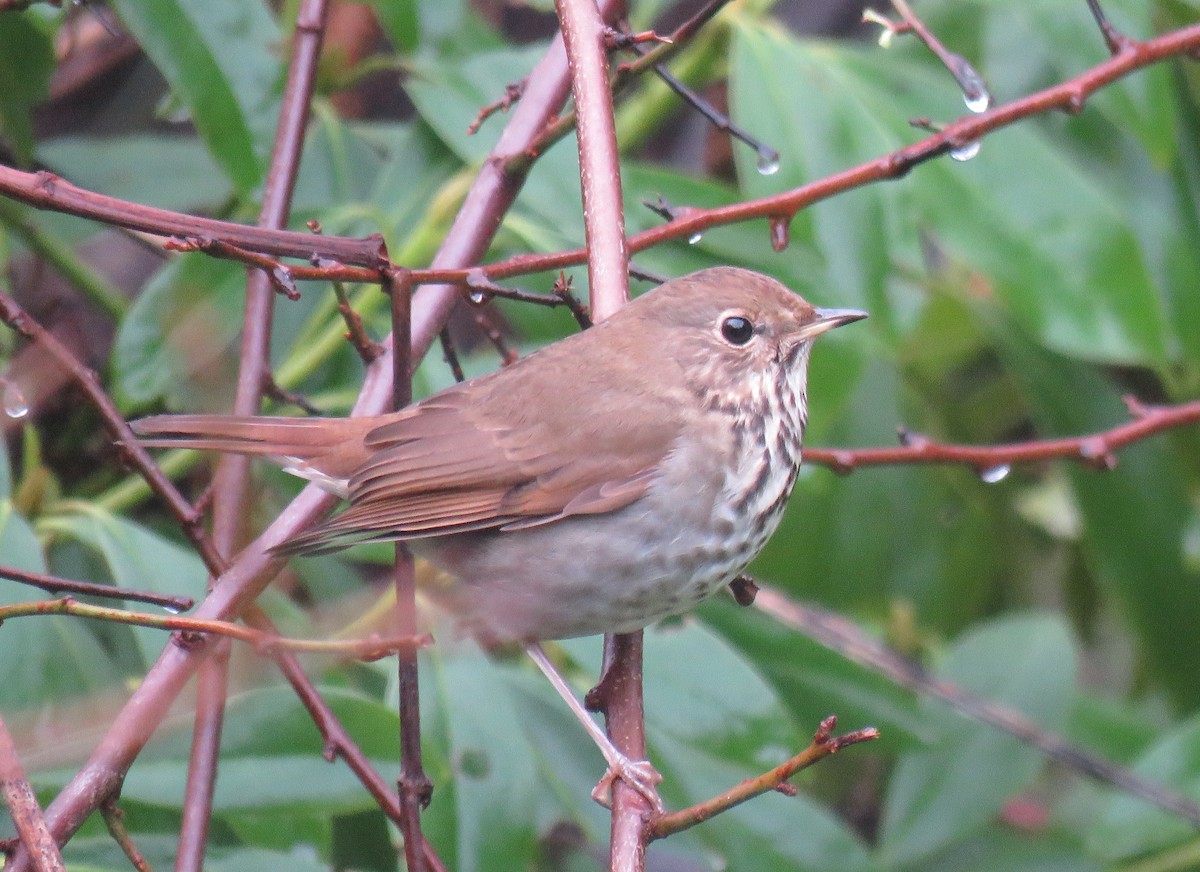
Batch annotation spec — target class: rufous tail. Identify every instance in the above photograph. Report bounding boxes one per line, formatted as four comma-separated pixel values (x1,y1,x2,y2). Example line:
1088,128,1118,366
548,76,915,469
130,414,368,481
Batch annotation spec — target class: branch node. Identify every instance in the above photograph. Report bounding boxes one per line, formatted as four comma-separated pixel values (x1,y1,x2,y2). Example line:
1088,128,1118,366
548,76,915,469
1079,437,1118,470
769,215,791,252
553,272,592,328
1122,394,1151,418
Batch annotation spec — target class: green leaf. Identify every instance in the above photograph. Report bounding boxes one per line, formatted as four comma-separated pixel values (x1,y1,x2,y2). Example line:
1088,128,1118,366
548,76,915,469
421,651,541,872
0,14,53,162
120,756,391,814
109,0,282,192
38,135,231,213
702,601,926,744
112,255,245,408
406,43,548,163
921,827,1101,872
0,502,119,708
365,0,419,52
1088,715,1200,861
987,323,1200,709
0,435,10,499
878,613,1077,865
42,505,206,664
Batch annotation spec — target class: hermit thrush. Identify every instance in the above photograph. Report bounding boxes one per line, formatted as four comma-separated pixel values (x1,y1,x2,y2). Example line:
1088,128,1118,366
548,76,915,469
133,266,865,806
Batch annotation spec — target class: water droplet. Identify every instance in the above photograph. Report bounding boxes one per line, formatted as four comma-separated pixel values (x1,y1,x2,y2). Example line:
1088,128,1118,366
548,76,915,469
955,62,991,113
688,231,703,245
756,147,781,176
950,140,981,162
979,464,1010,484
2,380,29,419
769,216,791,252
468,289,489,305
964,89,991,113
161,603,184,615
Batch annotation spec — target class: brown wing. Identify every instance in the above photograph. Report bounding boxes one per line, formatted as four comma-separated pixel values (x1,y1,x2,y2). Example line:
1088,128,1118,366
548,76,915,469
277,348,686,554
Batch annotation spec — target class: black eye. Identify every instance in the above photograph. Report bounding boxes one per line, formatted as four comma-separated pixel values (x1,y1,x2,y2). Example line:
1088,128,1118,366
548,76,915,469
720,316,755,345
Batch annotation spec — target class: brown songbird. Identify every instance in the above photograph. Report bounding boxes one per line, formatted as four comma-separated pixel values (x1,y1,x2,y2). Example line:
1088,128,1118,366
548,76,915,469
133,266,866,808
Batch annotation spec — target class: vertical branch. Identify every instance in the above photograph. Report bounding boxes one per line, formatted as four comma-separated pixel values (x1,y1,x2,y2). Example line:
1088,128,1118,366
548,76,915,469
555,0,630,320
0,715,65,872
387,269,433,870
176,2,331,870
600,632,650,871
554,0,649,869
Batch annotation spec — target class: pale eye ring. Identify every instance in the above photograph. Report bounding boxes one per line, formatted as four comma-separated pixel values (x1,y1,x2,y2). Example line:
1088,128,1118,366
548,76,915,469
720,315,755,345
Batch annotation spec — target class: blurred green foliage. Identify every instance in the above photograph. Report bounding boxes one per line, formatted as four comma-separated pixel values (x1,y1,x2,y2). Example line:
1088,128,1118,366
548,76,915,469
2,0,1200,870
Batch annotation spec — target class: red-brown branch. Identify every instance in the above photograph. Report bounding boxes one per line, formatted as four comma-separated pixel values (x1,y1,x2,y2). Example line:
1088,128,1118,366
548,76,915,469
554,0,650,867
0,714,65,872
804,396,1200,474
648,716,879,840
0,563,194,612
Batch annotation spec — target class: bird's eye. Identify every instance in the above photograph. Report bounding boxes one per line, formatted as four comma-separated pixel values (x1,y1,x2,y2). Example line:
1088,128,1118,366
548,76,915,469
720,316,755,346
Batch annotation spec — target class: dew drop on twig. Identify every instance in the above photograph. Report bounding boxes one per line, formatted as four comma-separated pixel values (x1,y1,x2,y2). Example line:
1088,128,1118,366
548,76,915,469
468,289,490,305
955,61,991,113
964,89,991,114
756,147,781,176
979,464,1011,484
688,231,704,245
2,379,29,419
950,140,981,162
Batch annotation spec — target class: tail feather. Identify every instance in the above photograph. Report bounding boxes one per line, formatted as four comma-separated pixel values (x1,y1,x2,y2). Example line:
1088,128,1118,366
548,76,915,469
131,414,370,481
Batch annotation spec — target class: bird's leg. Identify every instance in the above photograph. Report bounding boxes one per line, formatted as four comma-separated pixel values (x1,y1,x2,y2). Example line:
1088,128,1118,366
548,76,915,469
523,642,664,813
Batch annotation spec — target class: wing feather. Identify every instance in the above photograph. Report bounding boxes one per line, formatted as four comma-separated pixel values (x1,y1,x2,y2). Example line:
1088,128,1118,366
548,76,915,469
278,332,689,554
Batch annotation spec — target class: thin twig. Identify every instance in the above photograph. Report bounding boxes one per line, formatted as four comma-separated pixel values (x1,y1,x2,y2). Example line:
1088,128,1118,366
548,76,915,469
648,716,879,839
467,79,526,135
329,276,384,364
0,564,194,612
99,801,151,872
1085,0,1136,55
886,0,992,111
387,268,433,872
261,373,324,416
438,328,466,382
626,35,779,172
419,20,1200,286
803,396,1200,474
553,272,592,329
463,269,572,308
472,308,519,366
0,596,430,659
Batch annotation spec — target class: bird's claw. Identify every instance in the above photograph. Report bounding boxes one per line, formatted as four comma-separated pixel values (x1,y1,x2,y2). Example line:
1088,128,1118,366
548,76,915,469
591,756,664,813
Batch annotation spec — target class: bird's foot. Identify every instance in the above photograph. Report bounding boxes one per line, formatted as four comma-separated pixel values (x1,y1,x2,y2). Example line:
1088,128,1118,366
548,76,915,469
591,754,664,813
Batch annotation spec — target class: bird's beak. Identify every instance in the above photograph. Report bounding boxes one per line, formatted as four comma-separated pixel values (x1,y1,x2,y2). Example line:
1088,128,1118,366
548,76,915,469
793,307,868,342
